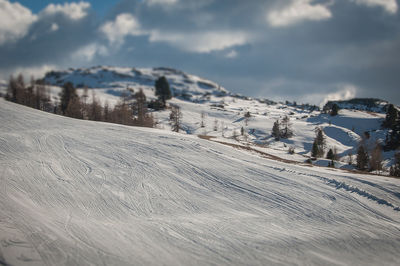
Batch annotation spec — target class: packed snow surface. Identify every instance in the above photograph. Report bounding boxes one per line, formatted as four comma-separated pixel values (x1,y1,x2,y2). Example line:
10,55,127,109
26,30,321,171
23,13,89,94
1,100,400,265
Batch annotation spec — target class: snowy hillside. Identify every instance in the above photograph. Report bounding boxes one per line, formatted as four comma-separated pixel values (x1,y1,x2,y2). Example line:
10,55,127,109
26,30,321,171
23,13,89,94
39,66,395,171
1,99,400,265
44,66,227,96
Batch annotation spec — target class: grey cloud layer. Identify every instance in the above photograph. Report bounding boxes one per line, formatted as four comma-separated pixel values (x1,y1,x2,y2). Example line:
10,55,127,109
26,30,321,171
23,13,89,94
0,0,399,105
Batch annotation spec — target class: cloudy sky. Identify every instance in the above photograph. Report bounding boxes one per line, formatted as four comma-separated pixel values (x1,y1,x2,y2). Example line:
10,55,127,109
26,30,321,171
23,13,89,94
1,0,399,105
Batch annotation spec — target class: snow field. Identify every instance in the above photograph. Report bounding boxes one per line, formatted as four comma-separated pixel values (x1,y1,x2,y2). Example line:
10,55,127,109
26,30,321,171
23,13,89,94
1,100,400,265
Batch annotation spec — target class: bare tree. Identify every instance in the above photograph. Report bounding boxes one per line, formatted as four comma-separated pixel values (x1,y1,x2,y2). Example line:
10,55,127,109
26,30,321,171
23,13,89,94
244,111,251,126
369,141,383,173
213,119,218,131
347,151,353,165
280,115,293,139
201,112,206,128
103,101,110,122
88,90,103,121
170,105,182,132
65,96,83,119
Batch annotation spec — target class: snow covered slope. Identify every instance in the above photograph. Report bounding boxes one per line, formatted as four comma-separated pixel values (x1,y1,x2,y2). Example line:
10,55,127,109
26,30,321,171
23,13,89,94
1,100,400,265
3,66,396,170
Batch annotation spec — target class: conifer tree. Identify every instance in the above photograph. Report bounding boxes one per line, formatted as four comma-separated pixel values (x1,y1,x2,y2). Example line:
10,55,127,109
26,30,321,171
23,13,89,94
389,153,400,177
356,144,369,170
326,149,334,160
60,82,77,115
383,104,398,129
315,127,325,157
330,103,339,116
311,139,319,158
155,76,171,106
272,120,280,140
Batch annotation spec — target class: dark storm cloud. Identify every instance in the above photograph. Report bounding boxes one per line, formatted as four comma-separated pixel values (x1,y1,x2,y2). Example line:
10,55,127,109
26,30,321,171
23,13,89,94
1,0,399,104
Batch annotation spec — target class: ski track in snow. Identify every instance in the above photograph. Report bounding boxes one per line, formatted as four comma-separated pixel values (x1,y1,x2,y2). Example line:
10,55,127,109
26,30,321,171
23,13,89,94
1,100,400,265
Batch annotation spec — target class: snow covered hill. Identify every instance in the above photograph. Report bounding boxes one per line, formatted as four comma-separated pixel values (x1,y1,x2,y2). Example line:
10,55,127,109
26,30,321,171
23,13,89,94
39,66,395,171
1,100,400,265
44,66,227,97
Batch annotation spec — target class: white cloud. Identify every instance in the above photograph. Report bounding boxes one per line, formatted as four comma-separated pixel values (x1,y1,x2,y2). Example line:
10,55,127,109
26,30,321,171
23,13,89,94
72,43,109,62
41,2,90,20
0,0,37,45
351,0,398,14
50,23,59,32
267,0,332,27
225,50,238,58
146,0,178,6
100,13,144,46
149,30,250,53
321,84,357,106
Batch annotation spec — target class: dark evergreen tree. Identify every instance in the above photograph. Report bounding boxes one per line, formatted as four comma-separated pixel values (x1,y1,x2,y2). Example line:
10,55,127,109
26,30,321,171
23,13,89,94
272,120,280,141
385,127,400,150
326,149,334,160
390,153,400,177
383,104,398,129
315,127,325,157
60,82,77,115
330,103,339,116
311,139,319,158
383,105,400,150
356,144,369,170
155,76,171,106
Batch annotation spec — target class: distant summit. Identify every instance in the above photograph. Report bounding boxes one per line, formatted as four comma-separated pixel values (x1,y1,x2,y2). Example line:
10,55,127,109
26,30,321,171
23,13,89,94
43,66,228,97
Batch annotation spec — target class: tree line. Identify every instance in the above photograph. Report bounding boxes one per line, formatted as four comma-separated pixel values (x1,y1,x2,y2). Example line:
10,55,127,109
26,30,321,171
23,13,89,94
5,74,52,112
4,74,176,129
